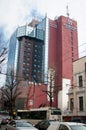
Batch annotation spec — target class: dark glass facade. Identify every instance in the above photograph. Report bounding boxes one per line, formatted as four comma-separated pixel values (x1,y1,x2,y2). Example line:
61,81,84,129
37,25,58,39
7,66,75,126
17,36,44,82
7,17,48,83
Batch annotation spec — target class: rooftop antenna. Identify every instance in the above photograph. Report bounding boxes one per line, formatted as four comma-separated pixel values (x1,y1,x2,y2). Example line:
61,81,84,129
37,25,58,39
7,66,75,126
66,2,72,24
66,3,70,18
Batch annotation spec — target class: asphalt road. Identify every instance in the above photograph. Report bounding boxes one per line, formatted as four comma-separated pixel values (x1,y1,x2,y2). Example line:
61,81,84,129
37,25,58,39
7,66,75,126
0,125,6,130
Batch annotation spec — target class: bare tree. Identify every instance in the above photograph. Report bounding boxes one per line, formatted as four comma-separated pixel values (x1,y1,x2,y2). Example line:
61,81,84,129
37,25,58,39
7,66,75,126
0,47,7,65
42,68,55,107
0,31,7,67
1,70,22,118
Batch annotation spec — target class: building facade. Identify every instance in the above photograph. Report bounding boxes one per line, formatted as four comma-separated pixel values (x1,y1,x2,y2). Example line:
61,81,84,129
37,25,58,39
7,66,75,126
6,15,79,112
67,56,86,120
48,16,78,115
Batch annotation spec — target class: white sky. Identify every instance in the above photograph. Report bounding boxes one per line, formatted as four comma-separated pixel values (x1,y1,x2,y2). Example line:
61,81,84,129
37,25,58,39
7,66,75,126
0,0,86,57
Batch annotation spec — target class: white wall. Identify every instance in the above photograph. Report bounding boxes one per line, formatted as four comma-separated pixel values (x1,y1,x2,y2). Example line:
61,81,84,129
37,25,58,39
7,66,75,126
58,78,71,115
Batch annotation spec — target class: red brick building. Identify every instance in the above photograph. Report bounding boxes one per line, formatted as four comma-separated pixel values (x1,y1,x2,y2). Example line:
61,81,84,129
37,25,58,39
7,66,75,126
48,16,78,110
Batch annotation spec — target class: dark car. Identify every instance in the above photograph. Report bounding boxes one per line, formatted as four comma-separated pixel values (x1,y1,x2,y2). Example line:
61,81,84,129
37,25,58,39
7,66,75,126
70,118,86,124
34,120,59,130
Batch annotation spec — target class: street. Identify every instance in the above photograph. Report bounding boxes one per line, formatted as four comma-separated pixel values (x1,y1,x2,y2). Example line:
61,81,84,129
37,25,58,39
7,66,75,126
0,125,6,130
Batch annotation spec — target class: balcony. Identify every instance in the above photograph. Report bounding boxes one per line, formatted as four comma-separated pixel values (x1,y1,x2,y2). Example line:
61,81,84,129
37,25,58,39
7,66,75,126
67,88,73,95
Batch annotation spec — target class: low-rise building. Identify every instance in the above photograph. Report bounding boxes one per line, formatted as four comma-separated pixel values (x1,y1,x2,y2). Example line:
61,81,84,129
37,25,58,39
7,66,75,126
67,56,86,120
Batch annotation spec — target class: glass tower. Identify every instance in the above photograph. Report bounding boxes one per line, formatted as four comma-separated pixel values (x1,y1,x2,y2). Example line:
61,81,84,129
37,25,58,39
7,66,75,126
7,17,49,83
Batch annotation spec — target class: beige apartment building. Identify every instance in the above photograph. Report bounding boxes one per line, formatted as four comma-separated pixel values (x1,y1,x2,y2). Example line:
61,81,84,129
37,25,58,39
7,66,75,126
68,56,86,119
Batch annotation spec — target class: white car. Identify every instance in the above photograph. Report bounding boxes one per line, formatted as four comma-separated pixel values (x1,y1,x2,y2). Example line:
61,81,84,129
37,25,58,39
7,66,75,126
48,122,86,130
5,120,39,130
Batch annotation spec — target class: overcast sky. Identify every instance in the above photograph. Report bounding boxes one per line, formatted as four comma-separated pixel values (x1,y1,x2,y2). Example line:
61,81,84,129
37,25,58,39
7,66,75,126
0,0,86,57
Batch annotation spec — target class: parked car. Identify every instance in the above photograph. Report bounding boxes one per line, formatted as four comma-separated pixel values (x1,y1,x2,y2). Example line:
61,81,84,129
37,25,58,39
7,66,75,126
0,118,1,128
5,120,39,130
48,122,86,130
0,115,10,124
70,118,86,124
34,120,59,130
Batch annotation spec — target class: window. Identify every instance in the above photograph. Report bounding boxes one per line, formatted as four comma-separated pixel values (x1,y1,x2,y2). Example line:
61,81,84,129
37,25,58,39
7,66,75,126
78,75,83,87
28,47,31,50
79,96,83,111
27,57,30,60
35,49,37,52
34,75,36,78
26,68,29,71
23,67,25,70
70,98,74,111
33,69,37,72
27,63,30,66
35,45,38,47
26,74,29,76
23,62,26,65
38,65,40,68
28,42,31,46
34,54,37,57
85,62,86,73
34,64,37,67
34,59,37,61
28,52,31,55
59,124,69,130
